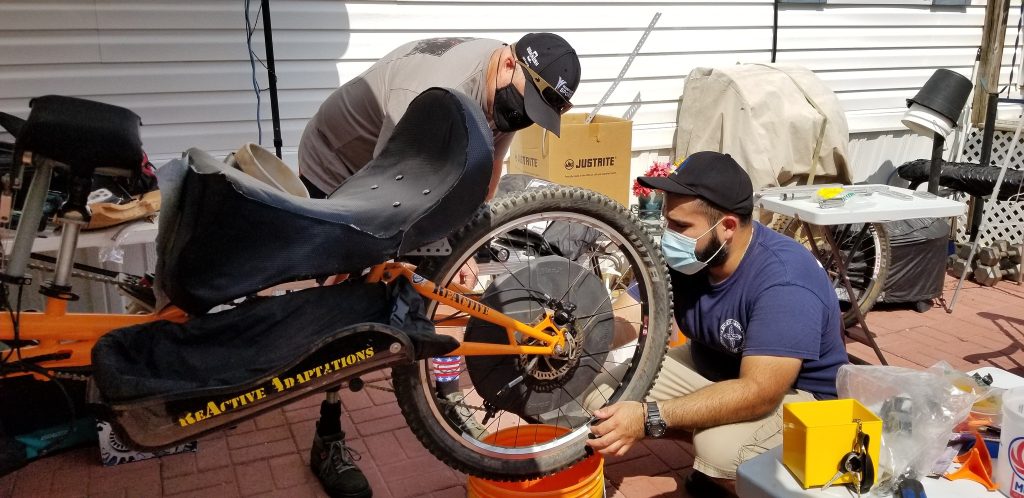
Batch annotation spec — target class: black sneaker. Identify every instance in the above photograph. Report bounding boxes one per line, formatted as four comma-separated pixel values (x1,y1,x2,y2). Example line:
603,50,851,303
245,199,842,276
310,430,372,498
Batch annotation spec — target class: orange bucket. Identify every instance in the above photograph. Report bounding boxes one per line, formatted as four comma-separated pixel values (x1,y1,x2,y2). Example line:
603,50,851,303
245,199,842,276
466,425,605,498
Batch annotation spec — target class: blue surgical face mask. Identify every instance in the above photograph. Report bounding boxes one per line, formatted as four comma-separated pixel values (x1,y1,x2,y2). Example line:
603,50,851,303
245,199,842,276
661,219,725,275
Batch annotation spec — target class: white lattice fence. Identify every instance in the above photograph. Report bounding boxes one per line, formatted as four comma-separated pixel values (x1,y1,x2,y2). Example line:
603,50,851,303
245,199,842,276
955,128,1024,247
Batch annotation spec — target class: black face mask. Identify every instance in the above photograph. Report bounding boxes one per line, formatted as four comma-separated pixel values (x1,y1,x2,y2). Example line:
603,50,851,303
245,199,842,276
493,84,533,132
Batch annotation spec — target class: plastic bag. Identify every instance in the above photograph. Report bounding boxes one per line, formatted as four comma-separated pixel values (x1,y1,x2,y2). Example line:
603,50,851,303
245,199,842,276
836,362,988,495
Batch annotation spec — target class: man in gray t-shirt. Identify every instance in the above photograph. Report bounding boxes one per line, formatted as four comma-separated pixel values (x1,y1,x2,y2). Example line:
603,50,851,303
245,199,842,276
299,33,581,199
300,33,581,498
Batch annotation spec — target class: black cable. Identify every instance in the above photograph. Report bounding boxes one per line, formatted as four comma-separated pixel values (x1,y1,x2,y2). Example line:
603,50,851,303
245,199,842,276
245,0,264,144
0,283,77,458
0,283,22,367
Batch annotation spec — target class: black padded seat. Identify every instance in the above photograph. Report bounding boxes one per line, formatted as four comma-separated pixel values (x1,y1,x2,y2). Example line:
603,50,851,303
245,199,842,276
90,278,459,450
160,88,494,315
16,95,143,177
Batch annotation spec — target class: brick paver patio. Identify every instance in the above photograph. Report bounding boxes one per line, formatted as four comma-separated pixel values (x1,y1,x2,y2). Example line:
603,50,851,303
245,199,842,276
1,274,1022,497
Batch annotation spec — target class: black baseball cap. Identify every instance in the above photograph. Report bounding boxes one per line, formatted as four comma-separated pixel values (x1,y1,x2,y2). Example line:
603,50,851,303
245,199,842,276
636,151,754,215
514,33,581,136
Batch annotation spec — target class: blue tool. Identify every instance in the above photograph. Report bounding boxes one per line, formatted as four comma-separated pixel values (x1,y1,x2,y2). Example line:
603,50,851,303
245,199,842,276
896,477,926,498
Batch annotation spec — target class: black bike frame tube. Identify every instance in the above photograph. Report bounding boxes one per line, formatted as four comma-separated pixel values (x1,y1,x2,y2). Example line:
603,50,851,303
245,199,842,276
928,132,944,195
261,0,284,158
971,92,999,241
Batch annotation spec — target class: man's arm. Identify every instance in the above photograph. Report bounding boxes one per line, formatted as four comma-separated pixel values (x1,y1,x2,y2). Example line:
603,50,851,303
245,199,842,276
658,354,801,429
586,355,800,456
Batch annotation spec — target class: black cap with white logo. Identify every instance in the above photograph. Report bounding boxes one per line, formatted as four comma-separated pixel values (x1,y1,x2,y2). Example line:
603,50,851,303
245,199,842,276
514,33,581,136
637,151,754,216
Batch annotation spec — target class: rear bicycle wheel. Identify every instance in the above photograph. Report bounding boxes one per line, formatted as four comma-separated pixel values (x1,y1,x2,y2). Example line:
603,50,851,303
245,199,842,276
392,186,671,480
781,219,890,326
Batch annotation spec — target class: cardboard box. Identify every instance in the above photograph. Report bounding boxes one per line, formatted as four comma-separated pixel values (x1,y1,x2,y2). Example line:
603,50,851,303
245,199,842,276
782,399,882,489
508,114,632,206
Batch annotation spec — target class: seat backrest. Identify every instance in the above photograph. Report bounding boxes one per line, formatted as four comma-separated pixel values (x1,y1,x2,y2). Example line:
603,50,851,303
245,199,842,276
156,88,493,314
331,87,494,253
16,95,142,177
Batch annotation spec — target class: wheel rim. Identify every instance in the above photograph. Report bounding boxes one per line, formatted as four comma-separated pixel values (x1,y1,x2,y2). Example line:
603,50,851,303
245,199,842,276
785,221,883,313
415,210,660,459
827,224,882,311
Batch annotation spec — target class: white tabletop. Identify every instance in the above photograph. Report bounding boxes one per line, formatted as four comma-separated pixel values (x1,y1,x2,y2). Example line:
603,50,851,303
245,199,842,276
737,446,998,498
738,368,1024,498
756,185,967,225
2,217,159,254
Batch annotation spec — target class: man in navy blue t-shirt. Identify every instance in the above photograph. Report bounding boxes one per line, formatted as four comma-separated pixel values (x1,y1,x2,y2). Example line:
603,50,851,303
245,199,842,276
585,151,848,495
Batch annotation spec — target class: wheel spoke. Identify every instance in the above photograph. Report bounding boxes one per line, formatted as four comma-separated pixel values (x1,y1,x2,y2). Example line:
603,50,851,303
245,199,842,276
392,189,671,479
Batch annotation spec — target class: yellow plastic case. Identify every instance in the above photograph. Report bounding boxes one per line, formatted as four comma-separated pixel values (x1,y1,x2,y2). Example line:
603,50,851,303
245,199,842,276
782,399,882,489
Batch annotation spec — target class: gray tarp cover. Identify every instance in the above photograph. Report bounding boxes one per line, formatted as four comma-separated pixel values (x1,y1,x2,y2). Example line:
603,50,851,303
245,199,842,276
673,64,852,190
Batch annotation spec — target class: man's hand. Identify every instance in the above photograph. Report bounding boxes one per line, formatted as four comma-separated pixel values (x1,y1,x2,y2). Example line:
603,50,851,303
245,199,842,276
586,401,646,457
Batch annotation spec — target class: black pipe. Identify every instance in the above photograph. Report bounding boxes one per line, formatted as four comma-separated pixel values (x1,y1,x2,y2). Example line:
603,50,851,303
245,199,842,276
261,0,283,158
928,132,944,195
971,92,999,241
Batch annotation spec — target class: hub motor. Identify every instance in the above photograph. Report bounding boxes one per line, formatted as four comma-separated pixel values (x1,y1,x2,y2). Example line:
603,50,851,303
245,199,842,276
464,256,614,417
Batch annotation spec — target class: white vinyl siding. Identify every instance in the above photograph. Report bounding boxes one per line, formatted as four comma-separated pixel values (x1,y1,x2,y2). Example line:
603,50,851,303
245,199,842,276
0,0,1021,177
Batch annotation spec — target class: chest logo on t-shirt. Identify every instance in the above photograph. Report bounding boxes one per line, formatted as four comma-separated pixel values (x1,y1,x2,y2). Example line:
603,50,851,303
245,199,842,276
718,318,745,353
407,38,472,57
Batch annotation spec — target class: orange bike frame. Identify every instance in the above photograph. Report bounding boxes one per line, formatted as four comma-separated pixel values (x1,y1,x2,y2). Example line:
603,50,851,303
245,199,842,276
0,298,187,375
366,262,568,357
1,262,566,376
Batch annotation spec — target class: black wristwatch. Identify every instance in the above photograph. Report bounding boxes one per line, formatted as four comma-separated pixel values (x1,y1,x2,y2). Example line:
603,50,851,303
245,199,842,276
644,401,667,438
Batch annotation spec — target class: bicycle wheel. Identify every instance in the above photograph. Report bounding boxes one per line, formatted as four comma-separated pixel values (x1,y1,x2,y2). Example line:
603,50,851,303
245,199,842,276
392,186,671,480
781,219,890,327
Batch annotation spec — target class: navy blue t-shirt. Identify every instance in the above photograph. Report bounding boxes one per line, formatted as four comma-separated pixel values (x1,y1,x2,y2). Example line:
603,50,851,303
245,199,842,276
668,223,846,399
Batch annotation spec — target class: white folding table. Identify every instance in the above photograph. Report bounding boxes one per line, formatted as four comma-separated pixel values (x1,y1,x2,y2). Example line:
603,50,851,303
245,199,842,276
2,217,159,254
756,185,967,365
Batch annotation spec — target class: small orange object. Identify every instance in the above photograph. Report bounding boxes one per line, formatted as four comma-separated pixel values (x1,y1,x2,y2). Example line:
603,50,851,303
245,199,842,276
945,432,998,491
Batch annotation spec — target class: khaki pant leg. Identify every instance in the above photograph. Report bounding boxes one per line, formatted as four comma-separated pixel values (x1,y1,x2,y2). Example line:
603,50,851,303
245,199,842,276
582,344,708,411
691,388,816,479
582,344,817,480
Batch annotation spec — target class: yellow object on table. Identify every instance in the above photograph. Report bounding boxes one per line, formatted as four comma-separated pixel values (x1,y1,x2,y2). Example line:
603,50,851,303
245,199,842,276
815,187,846,200
782,399,882,489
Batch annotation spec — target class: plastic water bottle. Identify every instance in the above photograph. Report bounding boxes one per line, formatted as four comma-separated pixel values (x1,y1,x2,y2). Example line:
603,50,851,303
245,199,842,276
997,387,1024,497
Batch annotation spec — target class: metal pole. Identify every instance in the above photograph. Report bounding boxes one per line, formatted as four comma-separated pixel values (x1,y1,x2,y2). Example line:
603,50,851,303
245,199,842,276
3,159,52,281
261,0,284,158
949,100,1024,312
928,132,944,195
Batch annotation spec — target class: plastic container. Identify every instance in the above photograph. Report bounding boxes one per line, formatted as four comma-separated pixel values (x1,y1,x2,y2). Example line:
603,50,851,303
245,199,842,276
996,387,1024,497
972,388,1006,429
782,399,882,489
466,425,605,498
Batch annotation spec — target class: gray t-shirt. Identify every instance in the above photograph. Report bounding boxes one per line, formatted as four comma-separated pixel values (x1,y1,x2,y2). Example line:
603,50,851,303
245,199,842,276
298,37,513,194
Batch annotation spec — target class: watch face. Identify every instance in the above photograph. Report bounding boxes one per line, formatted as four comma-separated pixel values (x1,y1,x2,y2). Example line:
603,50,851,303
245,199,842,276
648,421,667,438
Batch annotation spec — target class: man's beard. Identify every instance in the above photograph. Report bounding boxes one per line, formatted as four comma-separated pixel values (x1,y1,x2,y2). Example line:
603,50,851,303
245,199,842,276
696,232,729,268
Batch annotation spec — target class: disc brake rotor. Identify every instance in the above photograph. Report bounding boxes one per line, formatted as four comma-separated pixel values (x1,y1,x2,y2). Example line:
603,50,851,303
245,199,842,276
464,255,613,416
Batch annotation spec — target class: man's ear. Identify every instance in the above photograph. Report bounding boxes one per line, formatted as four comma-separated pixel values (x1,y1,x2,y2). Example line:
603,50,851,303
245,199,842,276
503,49,517,69
721,215,740,233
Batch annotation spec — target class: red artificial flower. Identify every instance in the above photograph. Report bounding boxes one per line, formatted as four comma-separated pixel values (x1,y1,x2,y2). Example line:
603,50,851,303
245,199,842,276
633,161,674,198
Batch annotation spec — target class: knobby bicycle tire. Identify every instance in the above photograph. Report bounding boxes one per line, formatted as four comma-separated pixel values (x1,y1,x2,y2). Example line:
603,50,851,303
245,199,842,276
392,186,672,480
